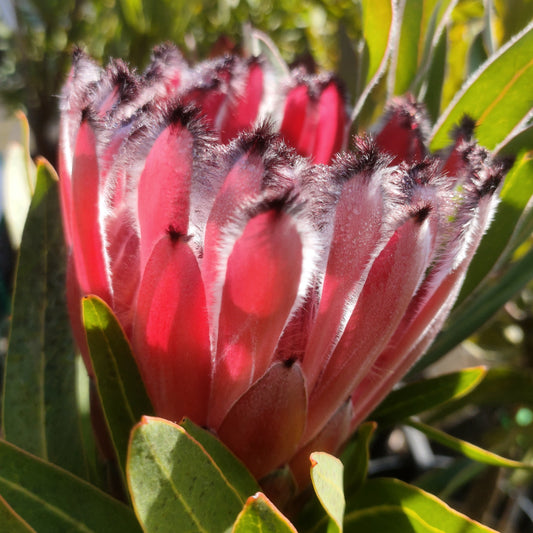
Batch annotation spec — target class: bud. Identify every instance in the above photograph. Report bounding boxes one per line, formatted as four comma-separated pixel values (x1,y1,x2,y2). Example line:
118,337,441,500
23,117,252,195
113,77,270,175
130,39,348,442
59,45,505,487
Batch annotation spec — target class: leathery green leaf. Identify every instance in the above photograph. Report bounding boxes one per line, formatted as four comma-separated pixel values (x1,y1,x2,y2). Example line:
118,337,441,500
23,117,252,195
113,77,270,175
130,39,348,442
422,25,447,121
389,0,423,95
352,0,395,120
0,493,36,533
372,367,487,425
431,21,533,150
362,0,394,83
342,422,376,497
310,452,345,533
82,295,153,481
232,493,297,533
127,416,254,533
2,160,86,479
406,419,533,470
428,367,533,421
344,478,497,532
0,438,141,533
179,419,259,500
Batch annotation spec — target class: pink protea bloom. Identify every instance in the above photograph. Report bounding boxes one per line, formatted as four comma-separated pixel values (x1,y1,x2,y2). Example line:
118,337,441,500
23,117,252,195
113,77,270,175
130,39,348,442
59,45,506,487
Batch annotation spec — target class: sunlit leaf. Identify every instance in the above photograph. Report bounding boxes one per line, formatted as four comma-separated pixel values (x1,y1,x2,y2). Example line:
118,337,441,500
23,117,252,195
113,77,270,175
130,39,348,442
344,478,496,532
431,21,533,150
406,419,533,469
2,160,86,479
0,439,141,533
179,419,259,500
2,112,36,248
310,452,345,533
232,493,297,533
82,295,153,481
127,416,255,533
427,367,533,422
362,0,394,83
352,0,395,120
413,0,458,96
372,367,486,424
389,0,423,95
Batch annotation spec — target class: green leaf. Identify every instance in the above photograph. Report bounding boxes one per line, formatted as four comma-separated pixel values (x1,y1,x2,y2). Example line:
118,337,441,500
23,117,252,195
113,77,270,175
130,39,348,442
2,112,36,248
412,244,533,372
310,452,345,533
497,123,533,156
232,493,297,533
342,422,376,497
362,0,394,83
423,25,448,121
457,151,533,305
179,419,259,500
0,493,36,533
0,438,141,533
371,367,487,425
406,419,533,470
127,416,255,533
2,160,87,479
390,0,455,97
428,367,533,421
415,457,487,501
344,478,496,532
389,0,423,95
467,31,489,75
412,0,458,97
352,0,395,120
82,295,153,481
431,21,533,150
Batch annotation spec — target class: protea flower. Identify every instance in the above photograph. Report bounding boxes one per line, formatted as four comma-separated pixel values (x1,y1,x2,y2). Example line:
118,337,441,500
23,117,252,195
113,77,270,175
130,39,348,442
59,44,505,488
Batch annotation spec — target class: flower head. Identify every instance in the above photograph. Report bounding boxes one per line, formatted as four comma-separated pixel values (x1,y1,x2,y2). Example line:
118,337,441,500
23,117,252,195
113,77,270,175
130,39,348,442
59,44,506,486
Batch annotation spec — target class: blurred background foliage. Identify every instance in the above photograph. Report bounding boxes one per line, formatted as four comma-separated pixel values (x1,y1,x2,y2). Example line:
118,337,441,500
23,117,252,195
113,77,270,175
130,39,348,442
1,0,533,531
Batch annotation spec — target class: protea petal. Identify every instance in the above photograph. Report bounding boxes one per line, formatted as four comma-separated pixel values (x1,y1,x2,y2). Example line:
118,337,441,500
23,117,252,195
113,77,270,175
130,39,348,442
375,96,429,165
312,80,348,164
349,152,504,427
59,51,102,246
209,201,304,427
132,234,211,425
142,43,186,96
106,211,140,334
217,360,307,479
202,130,293,346
302,142,394,390
137,109,196,270
70,119,111,301
305,198,437,443
219,58,264,142
280,73,348,163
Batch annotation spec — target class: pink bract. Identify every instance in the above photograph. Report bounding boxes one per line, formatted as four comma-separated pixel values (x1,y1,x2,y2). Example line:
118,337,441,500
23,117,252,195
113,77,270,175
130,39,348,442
59,44,505,487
